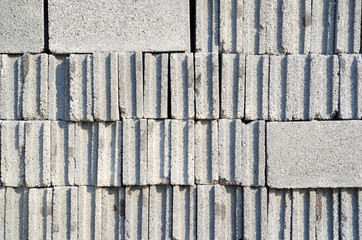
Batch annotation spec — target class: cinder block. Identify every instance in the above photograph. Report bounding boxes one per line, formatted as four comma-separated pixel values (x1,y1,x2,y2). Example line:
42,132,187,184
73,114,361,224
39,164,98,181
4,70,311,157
149,186,173,239
28,188,53,240
242,0,261,54
267,121,362,188
172,186,197,240
245,55,269,120
48,0,189,53
0,188,4,237
170,53,195,119
0,0,44,53
1,121,25,186
125,186,149,240
119,52,143,119
339,54,362,119
100,188,123,239
221,54,245,119
144,53,169,119
195,120,218,184
335,0,362,53
147,120,171,185
122,119,147,185
340,189,361,239
93,53,119,121
258,0,280,54
24,121,51,187
5,188,28,240
195,53,219,119
170,120,194,185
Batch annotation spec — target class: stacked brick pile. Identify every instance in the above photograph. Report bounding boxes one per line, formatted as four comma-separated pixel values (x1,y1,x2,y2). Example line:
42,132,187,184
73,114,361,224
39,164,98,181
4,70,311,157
0,0,361,239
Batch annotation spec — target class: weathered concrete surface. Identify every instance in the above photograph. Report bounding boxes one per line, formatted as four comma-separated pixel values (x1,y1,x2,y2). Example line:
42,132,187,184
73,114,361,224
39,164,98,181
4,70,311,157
267,121,362,188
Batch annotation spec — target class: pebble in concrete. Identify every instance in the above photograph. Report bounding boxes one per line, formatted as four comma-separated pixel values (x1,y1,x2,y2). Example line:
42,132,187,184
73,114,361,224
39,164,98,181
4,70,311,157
5,188,28,239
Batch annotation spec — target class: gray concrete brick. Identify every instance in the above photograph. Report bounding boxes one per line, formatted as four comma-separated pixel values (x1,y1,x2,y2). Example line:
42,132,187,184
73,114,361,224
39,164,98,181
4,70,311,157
48,0,189,53
170,53,195,119
259,0,280,54
195,120,218,184
0,0,44,53
93,53,119,121
125,186,149,240
340,189,361,239
335,0,362,53
24,121,51,187
122,119,147,185
97,122,122,187
144,53,169,119
119,52,143,119
242,0,261,54
100,188,123,239
5,188,28,239
221,54,245,119
147,120,171,185
0,188,4,237
195,53,219,119
170,120,194,185
291,189,313,240
267,121,362,188
172,186,197,240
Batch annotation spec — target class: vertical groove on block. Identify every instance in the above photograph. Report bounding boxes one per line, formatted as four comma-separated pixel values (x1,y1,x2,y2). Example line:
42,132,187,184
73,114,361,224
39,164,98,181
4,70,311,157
281,1,301,54
101,188,121,239
243,0,261,54
0,188,4,238
77,186,98,240
341,188,360,239
170,53,195,119
291,189,310,239
268,55,286,121
5,188,28,240
197,185,215,239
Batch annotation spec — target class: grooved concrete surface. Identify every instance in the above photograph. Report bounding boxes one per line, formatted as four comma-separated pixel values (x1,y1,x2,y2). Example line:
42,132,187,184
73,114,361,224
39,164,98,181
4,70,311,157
0,0,362,239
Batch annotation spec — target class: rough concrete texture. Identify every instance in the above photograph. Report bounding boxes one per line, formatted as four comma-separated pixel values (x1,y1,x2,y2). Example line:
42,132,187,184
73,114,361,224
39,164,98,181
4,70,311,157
0,0,44,53
267,121,362,188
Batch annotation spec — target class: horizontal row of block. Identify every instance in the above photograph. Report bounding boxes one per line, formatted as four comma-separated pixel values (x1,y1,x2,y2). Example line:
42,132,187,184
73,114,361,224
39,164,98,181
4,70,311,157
198,0,362,54
1,53,362,120
0,120,264,187
1,186,361,239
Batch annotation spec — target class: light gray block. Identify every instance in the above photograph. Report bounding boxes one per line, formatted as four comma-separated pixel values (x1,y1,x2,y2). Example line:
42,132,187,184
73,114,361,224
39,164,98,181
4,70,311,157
195,120,218,184
291,189,313,240
119,52,143,119
267,121,362,188
149,186,173,239
242,0,261,54
339,54,362,119
125,186,149,240
170,120,194,185
101,188,123,239
335,0,362,53
144,53,169,119
97,122,122,187
5,188,28,240
0,188,4,237
93,52,119,121
1,121,25,186
340,189,361,239
28,188,53,240
0,0,44,53
24,121,51,187
259,0,281,54
147,120,171,185
195,53,219,119
221,54,245,119
122,119,147,185
170,53,195,119
245,55,269,120
172,186,197,240
49,0,189,53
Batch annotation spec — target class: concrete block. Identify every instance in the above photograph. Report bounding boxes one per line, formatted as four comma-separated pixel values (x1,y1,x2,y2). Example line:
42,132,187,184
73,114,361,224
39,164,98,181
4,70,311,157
69,54,94,121
242,0,261,54
335,0,362,53
267,121,362,188
24,121,51,187
119,52,143,119
170,53,195,119
144,53,169,119
147,120,171,185
221,54,245,119
93,52,119,121
0,0,44,53
0,188,4,237
340,189,361,239
97,122,122,187
48,55,70,121
194,120,218,184
196,0,220,52
339,54,362,119
100,188,123,239
1,121,25,186
149,186,173,239
122,119,147,185
48,0,189,53
172,186,197,240
28,188,53,240
53,187,78,239
170,120,194,185
195,53,219,119
125,186,149,240
245,55,269,120
5,188,28,239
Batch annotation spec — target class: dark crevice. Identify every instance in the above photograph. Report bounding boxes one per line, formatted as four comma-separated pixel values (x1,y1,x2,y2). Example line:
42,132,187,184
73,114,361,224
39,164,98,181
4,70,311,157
219,54,222,119
167,54,171,118
190,0,196,53
44,0,50,53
